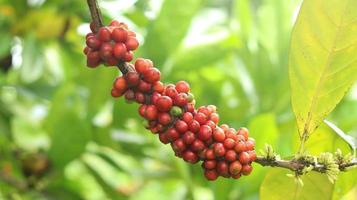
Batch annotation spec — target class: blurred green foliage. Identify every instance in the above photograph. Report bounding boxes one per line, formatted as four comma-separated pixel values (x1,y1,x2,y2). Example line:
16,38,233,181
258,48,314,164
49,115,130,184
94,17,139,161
0,0,356,199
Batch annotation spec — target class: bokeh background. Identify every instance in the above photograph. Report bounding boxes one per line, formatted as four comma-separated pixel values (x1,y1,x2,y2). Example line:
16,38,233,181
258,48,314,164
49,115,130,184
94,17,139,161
0,0,356,199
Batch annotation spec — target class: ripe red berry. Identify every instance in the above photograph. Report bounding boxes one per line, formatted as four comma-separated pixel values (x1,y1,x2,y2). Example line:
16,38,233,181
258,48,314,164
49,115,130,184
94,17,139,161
113,77,127,92
145,105,158,120
113,43,127,59
238,152,250,164
98,27,111,42
125,37,139,50
86,36,101,50
182,131,195,145
205,120,216,130
175,120,188,133
123,51,133,62
175,81,190,93
216,161,229,177
125,71,140,87
111,28,128,42
189,120,200,133
203,160,216,170
237,127,249,141
138,105,147,117
204,170,218,181
138,80,152,93
248,151,257,162
204,149,215,160
135,58,152,74
87,51,101,67
213,143,226,157
194,112,207,125
158,133,169,144
155,96,173,112
241,164,253,175
89,22,96,33
232,173,241,179
225,150,237,162
143,68,161,83
186,103,195,112
172,139,186,153
174,93,188,106
198,125,212,141
124,90,135,102
164,85,178,99
191,139,205,152
210,113,219,124
135,92,145,104
166,128,180,142
223,138,236,149
229,161,242,176
234,141,246,153
182,112,193,124
220,124,229,131
183,151,198,164
153,81,164,93
245,140,255,151
213,127,225,142
111,88,122,97
158,112,171,125
99,43,113,60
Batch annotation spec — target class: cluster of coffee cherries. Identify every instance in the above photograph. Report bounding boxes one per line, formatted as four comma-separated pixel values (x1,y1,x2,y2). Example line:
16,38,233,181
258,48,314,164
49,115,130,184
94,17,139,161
110,58,256,180
83,20,139,67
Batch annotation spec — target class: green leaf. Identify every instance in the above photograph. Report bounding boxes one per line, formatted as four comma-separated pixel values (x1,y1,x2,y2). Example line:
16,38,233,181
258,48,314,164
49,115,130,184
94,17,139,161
324,120,357,153
289,0,357,137
260,168,334,200
142,0,203,65
46,84,91,169
332,168,357,200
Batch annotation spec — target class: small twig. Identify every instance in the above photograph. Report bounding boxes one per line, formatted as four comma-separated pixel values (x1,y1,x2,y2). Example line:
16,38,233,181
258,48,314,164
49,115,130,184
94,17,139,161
254,156,357,173
87,0,103,33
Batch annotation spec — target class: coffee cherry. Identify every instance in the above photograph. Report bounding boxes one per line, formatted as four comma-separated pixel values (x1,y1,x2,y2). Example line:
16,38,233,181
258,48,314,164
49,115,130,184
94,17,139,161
241,165,252,175
145,105,158,120
248,151,257,162
245,140,255,151
204,170,218,181
164,85,178,99
183,151,198,164
213,127,225,142
182,131,195,145
194,112,207,125
175,120,188,133
123,51,133,62
114,77,127,92
191,139,205,152
158,133,169,144
158,113,171,125
124,90,135,102
189,120,200,133
232,173,241,179
166,128,180,142
205,149,215,160
87,51,101,67
225,150,237,162
172,139,186,153
113,43,127,59
205,120,216,130
198,125,212,141
99,43,113,60
187,93,194,102
237,127,249,141
175,81,190,93
138,80,152,93
213,143,226,157
111,88,122,97
174,93,188,106
125,71,140,87
182,112,193,124
203,160,216,170
125,37,139,50
229,161,242,176
89,22,96,33
234,141,246,153
170,106,182,117
111,28,128,42
223,138,236,149
155,96,173,112
153,81,165,93
109,20,120,27
238,152,250,164
138,105,147,117
86,36,101,50
98,27,111,42
135,92,145,104
210,113,219,124
143,68,161,83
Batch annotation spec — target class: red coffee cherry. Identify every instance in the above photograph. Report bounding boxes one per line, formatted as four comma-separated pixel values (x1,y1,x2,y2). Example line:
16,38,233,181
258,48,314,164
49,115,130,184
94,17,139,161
111,88,122,97
124,90,135,102
182,131,195,145
229,161,242,176
248,151,257,162
205,149,215,160
172,139,186,153
138,80,151,93
174,93,188,107
210,113,219,124
175,81,190,93
194,112,207,125
232,173,241,179
189,120,200,133
113,43,127,59
198,125,212,141
213,143,226,157
164,85,178,99
166,128,180,142
111,28,128,42
86,36,101,50
155,96,173,112
138,105,147,117
135,58,151,73
241,164,253,175
245,139,255,151
145,105,158,120
213,127,225,142
182,112,193,124
216,161,229,177
125,71,140,87
98,27,111,42
175,120,188,133
158,133,169,144
153,81,165,93
89,22,96,33
203,160,216,170
123,51,133,62
204,170,218,181
238,152,250,164
183,151,198,164
158,112,171,125
237,127,249,141
87,51,101,68
125,37,139,50
191,139,205,152
225,150,237,162
223,138,236,149
205,120,216,130
143,68,161,83
99,43,113,60
113,77,127,92
234,141,246,153
135,92,145,104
